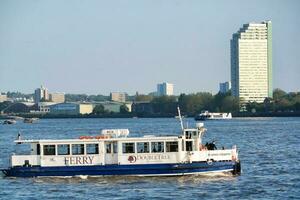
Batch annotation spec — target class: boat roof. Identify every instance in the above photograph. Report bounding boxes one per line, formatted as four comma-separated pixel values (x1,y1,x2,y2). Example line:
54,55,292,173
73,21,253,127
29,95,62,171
14,135,181,144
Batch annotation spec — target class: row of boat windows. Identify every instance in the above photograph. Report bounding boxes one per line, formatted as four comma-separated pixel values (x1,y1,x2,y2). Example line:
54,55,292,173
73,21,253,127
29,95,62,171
42,141,179,156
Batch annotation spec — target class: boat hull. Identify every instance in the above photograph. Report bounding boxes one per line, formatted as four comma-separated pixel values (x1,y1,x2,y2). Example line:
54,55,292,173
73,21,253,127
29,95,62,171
1,161,241,177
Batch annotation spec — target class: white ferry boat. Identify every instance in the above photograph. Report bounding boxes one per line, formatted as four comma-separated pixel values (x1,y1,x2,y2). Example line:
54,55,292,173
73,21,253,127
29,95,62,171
195,111,232,121
1,111,240,177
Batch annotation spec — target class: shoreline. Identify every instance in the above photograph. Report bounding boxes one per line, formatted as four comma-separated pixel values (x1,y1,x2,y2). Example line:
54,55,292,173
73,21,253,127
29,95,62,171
1,112,300,119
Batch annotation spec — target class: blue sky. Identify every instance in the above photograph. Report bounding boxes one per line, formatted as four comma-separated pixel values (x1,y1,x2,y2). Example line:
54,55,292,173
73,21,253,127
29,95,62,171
0,0,299,95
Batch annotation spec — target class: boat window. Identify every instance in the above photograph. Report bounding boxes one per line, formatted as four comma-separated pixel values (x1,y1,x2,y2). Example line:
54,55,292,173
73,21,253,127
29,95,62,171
58,144,70,155
106,143,112,153
113,142,118,153
151,142,164,153
166,142,178,152
137,142,149,153
122,143,135,154
86,144,99,154
186,141,193,151
72,144,84,155
37,144,40,155
43,145,56,155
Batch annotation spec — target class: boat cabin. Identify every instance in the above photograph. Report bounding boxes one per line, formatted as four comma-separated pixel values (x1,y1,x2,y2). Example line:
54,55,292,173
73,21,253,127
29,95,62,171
10,124,236,168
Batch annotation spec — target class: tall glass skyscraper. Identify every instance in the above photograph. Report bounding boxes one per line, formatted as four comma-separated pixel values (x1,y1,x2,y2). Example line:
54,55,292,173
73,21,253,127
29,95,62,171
231,21,272,103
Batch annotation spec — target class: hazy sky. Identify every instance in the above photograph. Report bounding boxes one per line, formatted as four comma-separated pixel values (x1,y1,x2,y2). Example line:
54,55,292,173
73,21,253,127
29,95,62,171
0,0,299,95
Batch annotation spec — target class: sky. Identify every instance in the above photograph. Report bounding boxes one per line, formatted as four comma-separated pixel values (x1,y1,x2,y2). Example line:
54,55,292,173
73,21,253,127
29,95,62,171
0,0,299,95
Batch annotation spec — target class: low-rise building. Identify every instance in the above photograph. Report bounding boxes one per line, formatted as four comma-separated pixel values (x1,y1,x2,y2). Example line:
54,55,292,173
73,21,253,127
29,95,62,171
110,92,126,103
49,103,93,115
37,102,58,113
0,94,8,102
49,93,65,103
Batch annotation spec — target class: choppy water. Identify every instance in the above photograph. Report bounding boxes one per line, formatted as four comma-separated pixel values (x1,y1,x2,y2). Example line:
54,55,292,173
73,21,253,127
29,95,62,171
0,117,299,199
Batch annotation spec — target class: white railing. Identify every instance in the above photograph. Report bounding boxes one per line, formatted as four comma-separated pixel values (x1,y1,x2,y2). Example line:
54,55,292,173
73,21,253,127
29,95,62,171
11,155,41,167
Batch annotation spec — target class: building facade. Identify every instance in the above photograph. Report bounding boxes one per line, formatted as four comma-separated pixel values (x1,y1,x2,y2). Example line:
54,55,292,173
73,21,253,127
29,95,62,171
157,82,174,96
231,21,272,103
49,103,93,115
219,81,231,94
0,94,8,102
110,92,126,103
34,86,49,103
49,93,65,103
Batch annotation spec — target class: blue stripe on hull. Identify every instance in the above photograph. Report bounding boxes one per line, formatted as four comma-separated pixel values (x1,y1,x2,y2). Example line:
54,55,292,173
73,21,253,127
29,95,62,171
2,161,237,177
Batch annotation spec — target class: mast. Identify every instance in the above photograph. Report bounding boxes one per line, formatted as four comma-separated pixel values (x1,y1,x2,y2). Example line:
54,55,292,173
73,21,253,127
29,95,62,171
177,107,184,131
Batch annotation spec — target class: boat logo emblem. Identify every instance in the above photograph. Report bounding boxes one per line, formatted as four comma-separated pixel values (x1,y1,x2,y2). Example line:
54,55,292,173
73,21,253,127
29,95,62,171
128,156,137,163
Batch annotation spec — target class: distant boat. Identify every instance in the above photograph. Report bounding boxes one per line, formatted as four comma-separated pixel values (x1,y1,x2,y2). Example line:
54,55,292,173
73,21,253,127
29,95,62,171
23,118,39,123
195,111,232,121
3,120,17,125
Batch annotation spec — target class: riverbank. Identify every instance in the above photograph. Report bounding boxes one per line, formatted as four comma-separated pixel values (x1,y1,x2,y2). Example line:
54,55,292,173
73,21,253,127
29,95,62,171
1,111,300,119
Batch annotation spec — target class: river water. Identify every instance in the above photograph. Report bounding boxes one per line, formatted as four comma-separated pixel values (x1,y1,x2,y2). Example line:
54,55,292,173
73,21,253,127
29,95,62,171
0,117,299,199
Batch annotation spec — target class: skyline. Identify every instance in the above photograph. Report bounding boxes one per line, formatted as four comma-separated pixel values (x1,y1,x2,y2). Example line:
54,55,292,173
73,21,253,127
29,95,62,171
1,0,300,95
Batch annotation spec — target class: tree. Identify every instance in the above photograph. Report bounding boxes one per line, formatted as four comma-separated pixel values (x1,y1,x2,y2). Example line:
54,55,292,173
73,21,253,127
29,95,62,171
92,104,105,114
135,95,153,102
120,104,129,114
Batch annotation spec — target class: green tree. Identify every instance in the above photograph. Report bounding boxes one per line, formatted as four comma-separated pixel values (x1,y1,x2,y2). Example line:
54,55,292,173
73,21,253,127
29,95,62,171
120,104,129,114
135,95,153,102
92,104,105,114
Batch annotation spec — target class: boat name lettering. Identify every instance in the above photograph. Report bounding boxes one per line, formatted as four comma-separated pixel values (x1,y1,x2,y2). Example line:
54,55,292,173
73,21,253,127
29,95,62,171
128,155,170,163
64,156,94,165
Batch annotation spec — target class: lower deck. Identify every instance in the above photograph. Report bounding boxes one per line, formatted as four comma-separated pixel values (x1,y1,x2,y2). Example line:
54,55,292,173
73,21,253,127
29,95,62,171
2,161,240,177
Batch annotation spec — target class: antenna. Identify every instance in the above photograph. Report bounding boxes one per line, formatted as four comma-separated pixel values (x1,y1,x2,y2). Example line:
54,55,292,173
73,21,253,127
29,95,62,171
177,107,184,131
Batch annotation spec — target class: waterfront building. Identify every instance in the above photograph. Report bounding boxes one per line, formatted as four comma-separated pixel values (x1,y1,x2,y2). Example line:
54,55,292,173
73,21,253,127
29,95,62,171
49,93,65,103
34,86,49,103
157,82,174,96
231,21,272,103
95,101,132,113
0,94,8,102
219,81,231,94
49,103,93,115
3,102,35,113
110,92,126,103
36,102,58,113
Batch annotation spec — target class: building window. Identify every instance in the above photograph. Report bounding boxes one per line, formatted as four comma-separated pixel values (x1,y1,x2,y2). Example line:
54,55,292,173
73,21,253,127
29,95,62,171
166,142,178,152
151,142,164,153
86,144,99,154
72,144,84,155
57,144,70,155
137,142,149,153
43,145,56,155
122,143,135,154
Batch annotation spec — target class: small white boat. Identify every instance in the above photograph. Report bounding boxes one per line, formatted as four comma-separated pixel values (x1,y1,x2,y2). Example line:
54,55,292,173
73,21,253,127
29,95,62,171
3,119,17,125
1,108,240,177
195,111,232,121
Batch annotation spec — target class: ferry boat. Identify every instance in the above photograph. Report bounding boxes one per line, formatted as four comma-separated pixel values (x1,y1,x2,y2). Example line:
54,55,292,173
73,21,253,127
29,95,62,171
195,111,232,121
1,110,241,177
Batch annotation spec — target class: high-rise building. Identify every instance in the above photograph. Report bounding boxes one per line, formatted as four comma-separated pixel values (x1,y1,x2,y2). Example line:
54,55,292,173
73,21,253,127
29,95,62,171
157,82,174,96
219,81,231,94
231,21,272,103
110,92,126,103
49,93,65,103
34,86,49,103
